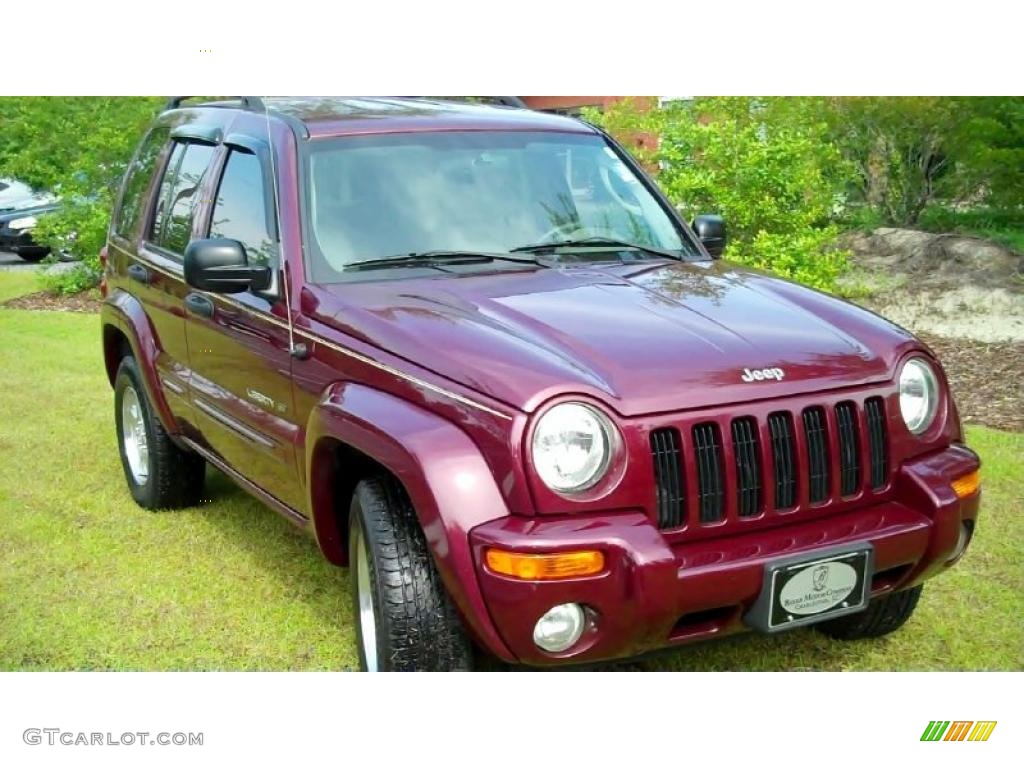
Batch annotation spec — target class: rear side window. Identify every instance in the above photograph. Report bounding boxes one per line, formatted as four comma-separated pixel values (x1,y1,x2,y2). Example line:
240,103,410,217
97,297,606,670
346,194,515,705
149,141,216,256
209,149,276,267
115,126,170,239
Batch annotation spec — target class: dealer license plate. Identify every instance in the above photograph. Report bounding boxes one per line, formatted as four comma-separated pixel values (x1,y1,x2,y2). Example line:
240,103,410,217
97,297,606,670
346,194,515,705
745,544,874,632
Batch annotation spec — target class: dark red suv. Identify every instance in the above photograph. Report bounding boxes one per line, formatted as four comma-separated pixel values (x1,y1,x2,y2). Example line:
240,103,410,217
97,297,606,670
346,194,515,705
101,97,981,670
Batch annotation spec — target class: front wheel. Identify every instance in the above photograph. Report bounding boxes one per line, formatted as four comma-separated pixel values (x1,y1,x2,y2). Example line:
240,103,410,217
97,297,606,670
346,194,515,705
349,476,473,671
816,585,923,640
16,248,48,263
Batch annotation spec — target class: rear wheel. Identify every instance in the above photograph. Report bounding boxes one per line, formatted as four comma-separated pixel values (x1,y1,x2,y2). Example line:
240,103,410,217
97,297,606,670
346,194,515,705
114,355,205,509
816,585,923,640
349,476,473,671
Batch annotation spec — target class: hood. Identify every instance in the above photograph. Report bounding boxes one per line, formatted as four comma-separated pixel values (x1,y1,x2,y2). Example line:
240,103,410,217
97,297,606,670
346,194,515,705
304,260,918,416
0,201,61,222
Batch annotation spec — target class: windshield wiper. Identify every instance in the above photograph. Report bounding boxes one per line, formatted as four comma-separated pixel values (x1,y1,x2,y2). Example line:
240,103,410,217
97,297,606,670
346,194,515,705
345,250,544,272
511,237,681,261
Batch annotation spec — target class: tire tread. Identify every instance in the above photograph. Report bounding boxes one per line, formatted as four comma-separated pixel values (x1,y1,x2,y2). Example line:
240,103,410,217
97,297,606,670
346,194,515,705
353,476,472,671
817,584,923,640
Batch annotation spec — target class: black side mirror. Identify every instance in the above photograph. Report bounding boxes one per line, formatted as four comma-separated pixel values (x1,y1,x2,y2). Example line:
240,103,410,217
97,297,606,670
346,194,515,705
184,238,271,294
692,214,726,258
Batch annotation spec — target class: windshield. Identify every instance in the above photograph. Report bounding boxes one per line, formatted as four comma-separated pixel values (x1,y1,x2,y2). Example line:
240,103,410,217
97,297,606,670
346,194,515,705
304,131,694,281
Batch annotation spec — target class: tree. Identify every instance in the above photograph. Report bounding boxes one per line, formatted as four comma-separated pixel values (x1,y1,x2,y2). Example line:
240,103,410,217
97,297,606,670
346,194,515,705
0,97,164,291
820,97,1024,227
586,97,851,291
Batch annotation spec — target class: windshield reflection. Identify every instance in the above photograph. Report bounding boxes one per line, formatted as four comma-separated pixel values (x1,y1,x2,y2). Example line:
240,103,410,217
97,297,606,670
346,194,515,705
305,131,691,281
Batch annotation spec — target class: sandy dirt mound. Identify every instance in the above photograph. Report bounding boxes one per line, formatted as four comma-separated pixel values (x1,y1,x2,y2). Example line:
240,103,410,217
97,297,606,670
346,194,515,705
840,228,1024,343
840,228,1023,430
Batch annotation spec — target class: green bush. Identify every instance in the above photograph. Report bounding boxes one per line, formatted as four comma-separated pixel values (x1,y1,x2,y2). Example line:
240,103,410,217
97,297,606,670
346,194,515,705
0,97,164,294
586,97,851,292
917,205,1024,253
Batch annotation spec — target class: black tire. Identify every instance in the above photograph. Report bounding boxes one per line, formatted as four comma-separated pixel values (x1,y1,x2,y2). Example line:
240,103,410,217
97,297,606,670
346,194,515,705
114,355,205,509
816,585,923,640
349,476,473,671
16,248,48,263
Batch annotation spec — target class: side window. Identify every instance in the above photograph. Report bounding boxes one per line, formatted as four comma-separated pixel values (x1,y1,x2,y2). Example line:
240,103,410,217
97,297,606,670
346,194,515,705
149,141,216,256
209,149,276,268
115,126,170,239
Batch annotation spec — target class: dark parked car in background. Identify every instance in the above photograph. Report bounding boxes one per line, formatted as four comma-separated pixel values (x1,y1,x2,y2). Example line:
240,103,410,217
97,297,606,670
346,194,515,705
0,178,61,262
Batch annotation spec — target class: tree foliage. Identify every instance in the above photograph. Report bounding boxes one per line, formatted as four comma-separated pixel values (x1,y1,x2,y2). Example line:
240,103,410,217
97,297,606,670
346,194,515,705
0,97,163,291
587,96,1024,291
586,97,851,291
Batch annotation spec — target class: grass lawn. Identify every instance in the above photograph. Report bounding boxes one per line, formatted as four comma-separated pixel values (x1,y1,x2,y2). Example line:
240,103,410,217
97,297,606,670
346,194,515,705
0,270,40,303
1,273,1021,671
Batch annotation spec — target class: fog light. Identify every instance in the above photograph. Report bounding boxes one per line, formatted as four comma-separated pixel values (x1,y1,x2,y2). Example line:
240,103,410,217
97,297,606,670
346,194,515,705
533,603,586,653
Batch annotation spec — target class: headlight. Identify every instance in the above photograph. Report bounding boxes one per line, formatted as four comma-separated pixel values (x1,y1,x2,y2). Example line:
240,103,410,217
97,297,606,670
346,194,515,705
531,402,615,493
899,357,939,434
9,216,37,230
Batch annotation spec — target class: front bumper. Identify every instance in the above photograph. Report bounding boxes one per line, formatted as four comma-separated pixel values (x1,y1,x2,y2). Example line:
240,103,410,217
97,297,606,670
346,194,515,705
469,444,980,666
0,227,41,252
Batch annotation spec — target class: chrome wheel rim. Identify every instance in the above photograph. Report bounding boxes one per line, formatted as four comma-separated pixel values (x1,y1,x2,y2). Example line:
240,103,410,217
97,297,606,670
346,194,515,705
355,522,379,672
121,385,150,485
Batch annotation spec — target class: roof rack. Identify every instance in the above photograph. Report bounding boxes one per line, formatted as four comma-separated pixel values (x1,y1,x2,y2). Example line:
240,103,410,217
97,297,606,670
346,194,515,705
491,96,528,109
399,96,529,110
164,96,267,112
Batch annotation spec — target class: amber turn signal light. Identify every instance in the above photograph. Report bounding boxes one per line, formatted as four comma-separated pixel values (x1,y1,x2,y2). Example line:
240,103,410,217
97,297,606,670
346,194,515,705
951,469,980,499
485,548,605,580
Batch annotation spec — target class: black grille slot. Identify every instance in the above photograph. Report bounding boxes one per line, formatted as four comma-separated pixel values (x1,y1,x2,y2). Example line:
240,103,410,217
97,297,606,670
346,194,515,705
650,427,685,529
865,397,888,489
835,401,861,496
731,417,762,517
692,422,725,523
803,407,831,503
768,412,797,510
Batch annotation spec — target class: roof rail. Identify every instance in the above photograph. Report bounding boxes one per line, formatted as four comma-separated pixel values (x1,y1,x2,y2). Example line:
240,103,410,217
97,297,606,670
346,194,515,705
491,96,528,109
398,96,529,110
164,96,267,112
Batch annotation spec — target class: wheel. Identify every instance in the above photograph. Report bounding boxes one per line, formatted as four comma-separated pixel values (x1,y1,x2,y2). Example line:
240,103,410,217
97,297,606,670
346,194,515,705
349,476,473,671
16,248,48,263
816,585,923,640
114,355,205,509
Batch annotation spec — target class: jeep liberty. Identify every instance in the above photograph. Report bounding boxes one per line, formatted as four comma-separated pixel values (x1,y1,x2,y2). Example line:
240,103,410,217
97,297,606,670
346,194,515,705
101,97,981,670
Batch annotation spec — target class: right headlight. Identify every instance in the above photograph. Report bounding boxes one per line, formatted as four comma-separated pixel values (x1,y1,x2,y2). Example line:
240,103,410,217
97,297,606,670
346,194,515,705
899,357,940,435
531,402,615,493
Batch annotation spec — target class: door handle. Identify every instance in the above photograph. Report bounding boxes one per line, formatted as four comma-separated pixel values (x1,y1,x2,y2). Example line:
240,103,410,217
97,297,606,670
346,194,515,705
185,292,215,319
127,264,149,284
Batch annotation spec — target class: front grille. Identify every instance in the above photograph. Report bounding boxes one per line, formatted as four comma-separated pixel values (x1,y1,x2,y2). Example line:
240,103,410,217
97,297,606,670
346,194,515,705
835,401,861,496
731,417,762,517
768,412,797,510
865,397,888,489
650,427,685,529
692,422,725,523
649,395,891,531
802,407,831,503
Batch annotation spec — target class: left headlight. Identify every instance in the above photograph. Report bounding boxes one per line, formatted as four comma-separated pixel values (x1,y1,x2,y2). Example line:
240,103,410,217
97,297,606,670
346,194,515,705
8,216,38,230
899,357,940,435
531,402,616,493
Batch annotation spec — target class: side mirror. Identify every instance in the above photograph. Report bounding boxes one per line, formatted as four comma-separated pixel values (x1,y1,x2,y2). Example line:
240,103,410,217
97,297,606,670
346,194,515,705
184,238,271,294
692,214,726,258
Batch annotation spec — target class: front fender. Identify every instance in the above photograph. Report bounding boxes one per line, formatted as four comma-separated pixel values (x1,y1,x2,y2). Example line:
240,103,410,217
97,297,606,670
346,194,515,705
101,289,179,435
306,381,515,662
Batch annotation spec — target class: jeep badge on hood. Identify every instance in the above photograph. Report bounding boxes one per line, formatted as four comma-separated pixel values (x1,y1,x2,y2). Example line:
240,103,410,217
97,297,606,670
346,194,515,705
741,366,786,382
